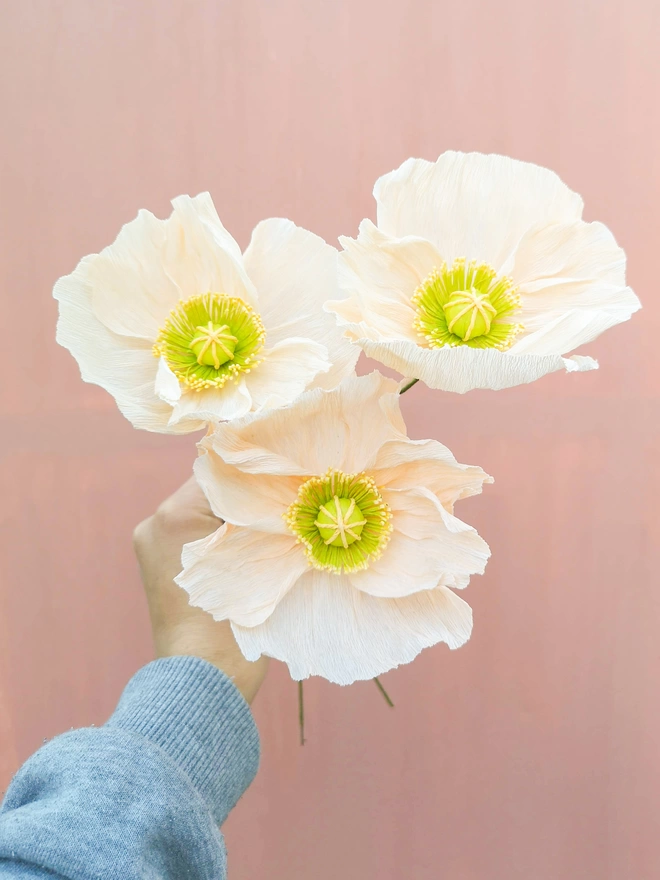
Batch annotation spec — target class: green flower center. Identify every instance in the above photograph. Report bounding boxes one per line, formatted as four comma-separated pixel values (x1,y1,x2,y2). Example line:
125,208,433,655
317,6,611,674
190,322,238,369
285,469,392,574
316,496,366,547
412,259,524,351
153,293,266,391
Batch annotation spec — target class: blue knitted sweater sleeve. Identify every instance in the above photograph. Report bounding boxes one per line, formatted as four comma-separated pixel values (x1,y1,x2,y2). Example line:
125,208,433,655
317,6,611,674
0,656,260,879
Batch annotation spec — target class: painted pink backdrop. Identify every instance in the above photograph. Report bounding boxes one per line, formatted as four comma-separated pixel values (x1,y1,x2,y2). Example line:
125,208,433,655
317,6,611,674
1,1,658,877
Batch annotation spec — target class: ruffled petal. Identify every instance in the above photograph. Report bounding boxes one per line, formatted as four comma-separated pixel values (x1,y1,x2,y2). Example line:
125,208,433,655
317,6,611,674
243,338,330,411
511,219,641,324
168,379,252,427
349,487,490,598
355,337,598,393
232,570,473,684
89,194,257,340
87,209,182,339
179,190,245,264
194,441,300,532
374,152,583,270
371,438,492,509
167,194,258,308
54,257,189,433
509,309,623,357
206,372,406,475
243,218,359,390
154,357,181,405
176,524,307,627
326,221,440,342
327,165,636,392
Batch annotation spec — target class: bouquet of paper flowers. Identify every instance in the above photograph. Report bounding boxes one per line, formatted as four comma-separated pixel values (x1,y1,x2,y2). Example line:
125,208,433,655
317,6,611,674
54,152,640,711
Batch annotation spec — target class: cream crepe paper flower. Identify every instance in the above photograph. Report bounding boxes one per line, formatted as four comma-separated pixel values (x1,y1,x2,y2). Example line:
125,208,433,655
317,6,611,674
326,152,641,393
54,194,358,431
176,372,492,685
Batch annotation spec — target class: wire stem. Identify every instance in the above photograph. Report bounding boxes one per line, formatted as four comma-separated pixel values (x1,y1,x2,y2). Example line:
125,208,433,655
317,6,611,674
373,676,394,707
298,680,305,745
399,377,419,395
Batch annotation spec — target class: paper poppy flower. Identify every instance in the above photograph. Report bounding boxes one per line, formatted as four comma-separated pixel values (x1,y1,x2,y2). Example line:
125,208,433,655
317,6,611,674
176,372,492,684
54,193,358,431
326,152,641,392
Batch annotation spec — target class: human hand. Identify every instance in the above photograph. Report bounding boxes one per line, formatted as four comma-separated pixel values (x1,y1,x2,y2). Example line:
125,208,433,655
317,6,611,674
133,476,269,704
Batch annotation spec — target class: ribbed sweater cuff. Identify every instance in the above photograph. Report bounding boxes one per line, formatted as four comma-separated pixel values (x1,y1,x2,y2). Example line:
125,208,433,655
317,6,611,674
105,656,259,825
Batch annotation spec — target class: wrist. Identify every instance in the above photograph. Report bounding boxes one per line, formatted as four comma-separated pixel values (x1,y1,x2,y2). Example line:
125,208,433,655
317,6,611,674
106,656,261,824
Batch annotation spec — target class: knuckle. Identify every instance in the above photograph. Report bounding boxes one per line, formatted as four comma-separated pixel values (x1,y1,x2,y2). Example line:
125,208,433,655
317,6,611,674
152,497,187,535
132,516,153,551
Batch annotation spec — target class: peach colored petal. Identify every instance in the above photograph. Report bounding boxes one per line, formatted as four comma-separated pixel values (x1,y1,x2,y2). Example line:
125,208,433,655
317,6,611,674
349,488,490,598
206,372,406,476
176,524,306,627
244,218,358,390
194,442,300,533
370,437,492,510
232,570,473,684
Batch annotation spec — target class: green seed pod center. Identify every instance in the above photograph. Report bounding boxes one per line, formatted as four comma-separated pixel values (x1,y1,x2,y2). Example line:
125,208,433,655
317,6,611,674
316,496,367,548
284,470,392,574
442,289,496,341
153,293,266,391
412,259,524,351
190,322,238,368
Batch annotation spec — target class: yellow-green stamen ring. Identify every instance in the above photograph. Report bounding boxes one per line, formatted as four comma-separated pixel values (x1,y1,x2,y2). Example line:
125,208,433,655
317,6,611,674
153,292,266,391
285,469,393,574
412,258,524,351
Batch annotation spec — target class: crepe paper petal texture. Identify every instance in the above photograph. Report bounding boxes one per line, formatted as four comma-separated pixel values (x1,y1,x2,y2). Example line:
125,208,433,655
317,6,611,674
232,571,474,684
325,152,641,393
176,372,492,685
54,196,359,432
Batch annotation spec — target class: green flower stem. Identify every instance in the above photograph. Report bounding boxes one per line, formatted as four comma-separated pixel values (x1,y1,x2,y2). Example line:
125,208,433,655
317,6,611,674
298,680,305,746
399,377,419,395
373,676,394,707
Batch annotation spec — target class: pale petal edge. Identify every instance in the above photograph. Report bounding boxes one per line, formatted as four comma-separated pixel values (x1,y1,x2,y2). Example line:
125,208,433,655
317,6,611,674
232,572,473,684
355,337,598,393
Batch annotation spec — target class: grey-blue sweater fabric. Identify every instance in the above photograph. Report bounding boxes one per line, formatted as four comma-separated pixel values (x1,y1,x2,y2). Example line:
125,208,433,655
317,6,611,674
0,656,260,879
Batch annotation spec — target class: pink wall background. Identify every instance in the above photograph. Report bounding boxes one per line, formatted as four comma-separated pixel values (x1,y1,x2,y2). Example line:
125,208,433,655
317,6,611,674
1,1,658,877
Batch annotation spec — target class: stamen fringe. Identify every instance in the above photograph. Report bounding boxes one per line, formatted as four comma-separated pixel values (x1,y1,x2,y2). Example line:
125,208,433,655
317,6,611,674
285,469,393,574
412,259,524,352
153,292,266,391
